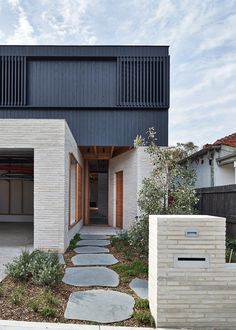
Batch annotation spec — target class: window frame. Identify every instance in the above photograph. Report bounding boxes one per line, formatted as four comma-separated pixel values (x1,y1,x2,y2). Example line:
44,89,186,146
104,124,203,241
68,153,82,228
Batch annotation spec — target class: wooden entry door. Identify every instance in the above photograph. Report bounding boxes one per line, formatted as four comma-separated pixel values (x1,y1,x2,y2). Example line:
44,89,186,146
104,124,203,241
116,171,123,228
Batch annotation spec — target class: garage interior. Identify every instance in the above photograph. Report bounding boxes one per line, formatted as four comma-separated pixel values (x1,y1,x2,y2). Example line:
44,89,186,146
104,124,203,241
0,149,34,247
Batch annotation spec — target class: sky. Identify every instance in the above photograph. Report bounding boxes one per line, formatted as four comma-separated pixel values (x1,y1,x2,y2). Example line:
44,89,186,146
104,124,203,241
0,0,236,148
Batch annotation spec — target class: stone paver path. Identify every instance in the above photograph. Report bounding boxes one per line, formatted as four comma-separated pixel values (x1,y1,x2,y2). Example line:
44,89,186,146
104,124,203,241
72,254,118,266
74,246,109,254
64,232,135,323
129,278,148,299
65,289,135,323
62,266,119,287
80,234,110,240
77,239,110,247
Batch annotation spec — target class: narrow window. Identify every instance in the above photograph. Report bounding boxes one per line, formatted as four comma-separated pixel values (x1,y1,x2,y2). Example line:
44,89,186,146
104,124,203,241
68,153,82,228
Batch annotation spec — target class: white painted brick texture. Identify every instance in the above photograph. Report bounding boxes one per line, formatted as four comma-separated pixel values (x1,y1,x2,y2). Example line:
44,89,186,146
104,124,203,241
109,146,152,229
149,215,236,329
0,119,82,252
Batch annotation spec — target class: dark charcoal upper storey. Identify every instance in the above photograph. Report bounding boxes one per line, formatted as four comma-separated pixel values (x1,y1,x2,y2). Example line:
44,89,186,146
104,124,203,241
0,45,170,146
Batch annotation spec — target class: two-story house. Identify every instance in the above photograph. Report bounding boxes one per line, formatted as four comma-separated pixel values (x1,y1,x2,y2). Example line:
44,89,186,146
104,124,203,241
0,45,170,252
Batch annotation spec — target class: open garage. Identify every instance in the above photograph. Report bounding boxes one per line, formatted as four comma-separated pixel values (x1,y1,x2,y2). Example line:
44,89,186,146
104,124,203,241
0,149,34,248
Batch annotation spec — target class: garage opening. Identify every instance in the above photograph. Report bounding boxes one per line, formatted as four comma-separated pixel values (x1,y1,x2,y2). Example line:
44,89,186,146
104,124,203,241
0,149,34,247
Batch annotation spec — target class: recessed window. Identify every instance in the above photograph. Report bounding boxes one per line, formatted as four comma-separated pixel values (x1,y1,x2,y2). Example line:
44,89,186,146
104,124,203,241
68,153,82,228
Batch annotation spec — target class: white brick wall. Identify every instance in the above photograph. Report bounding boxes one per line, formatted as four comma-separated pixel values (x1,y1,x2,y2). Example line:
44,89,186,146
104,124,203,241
0,119,83,252
149,215,236,329
109,146,151,229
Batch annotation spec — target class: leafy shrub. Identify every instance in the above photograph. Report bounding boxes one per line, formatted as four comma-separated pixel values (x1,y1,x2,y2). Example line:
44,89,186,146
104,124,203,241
128,216,149,257
6,250,64,287
226,239,236,262
30,251,64,286
6,250,31,281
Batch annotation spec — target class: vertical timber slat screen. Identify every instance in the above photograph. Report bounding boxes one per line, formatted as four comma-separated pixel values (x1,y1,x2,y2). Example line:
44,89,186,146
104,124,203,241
0,56,27,106
117,56,169,107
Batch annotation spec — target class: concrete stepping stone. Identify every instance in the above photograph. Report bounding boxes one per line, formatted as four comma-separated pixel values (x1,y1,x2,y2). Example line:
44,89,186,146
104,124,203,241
77,239,110,247
71,254,118,266
74,246,109,254
65,289,135,323
80,234,110,240
62,266,119,287
129,278,148,299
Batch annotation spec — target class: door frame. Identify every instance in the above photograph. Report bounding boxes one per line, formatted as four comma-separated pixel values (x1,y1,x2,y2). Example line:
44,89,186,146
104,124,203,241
84,159,109,226
115,170,123,229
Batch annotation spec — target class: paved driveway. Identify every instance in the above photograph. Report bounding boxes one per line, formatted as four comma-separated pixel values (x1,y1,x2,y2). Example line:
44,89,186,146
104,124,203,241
0,223,33,282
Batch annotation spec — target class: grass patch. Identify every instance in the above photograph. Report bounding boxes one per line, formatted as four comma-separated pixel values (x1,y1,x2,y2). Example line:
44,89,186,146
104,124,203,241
134,299,155,327
0,285,4,298
111,235,134,260
112,260,148,278
133,310,155,326
28,290,59,318
135,298,149,309
10,285,25,305
68,233,80,250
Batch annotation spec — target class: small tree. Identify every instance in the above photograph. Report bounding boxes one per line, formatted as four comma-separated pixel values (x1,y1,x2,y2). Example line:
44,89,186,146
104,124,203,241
128,128,199,256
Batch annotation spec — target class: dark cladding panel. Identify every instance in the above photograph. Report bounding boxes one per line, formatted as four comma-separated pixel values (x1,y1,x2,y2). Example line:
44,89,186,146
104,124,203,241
0,56,27,106
117,56,169,108
0,109,168,146
28,60,116,107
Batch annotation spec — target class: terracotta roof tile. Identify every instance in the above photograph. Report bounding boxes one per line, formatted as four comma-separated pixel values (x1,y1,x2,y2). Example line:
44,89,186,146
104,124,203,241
212,132,236,147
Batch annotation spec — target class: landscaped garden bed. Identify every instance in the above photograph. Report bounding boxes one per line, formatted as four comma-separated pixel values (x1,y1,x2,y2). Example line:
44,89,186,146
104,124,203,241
0,234,154,327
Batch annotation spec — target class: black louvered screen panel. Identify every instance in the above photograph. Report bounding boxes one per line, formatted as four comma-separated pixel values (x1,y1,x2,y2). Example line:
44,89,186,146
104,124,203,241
117,56,169,107
0,56,27,106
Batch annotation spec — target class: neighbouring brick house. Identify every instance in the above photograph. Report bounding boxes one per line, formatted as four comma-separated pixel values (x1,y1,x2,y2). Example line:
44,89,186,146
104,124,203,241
0,45,170,252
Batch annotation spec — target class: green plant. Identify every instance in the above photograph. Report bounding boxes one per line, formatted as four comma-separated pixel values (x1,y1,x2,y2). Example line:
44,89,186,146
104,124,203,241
39,305,57,318
6,250,31,281
10,286,25,305
6,250,64,287
68,233,80,250
135,298,149,309
130,128,199,257
226,239,236,262
112,231,134,259
0,286,4,298
133,310,155,326
112,260,147,279
128,215,149,257
28,291,58,318
43,290,59,306
114,321,125,326
30,251,64,287
28,297,41,312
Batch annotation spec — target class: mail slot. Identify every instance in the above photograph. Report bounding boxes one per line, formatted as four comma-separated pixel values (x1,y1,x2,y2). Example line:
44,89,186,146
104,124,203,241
174,255,209,268
185,229,199,237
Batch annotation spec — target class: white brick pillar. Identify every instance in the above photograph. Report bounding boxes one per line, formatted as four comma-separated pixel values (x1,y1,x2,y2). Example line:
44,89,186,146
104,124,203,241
148,215,236,329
